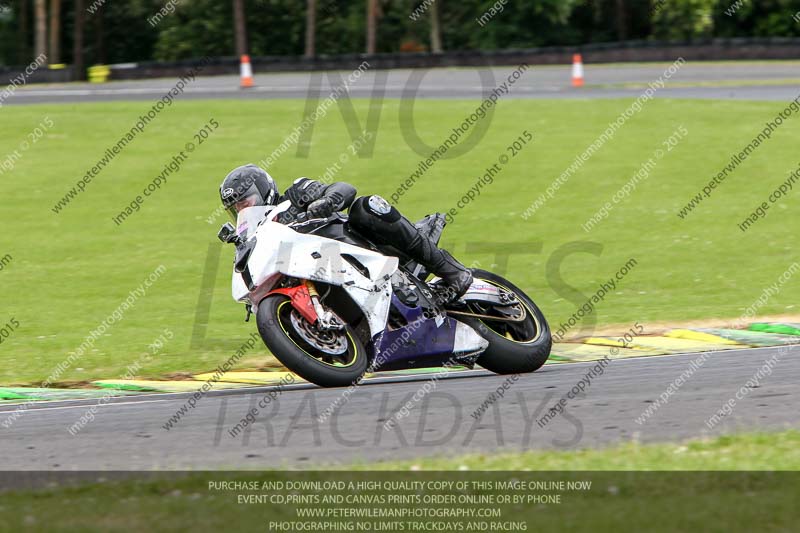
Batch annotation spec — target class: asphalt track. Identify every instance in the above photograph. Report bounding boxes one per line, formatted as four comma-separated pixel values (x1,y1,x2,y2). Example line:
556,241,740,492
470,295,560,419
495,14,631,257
5,62,800,105
0,345,796,470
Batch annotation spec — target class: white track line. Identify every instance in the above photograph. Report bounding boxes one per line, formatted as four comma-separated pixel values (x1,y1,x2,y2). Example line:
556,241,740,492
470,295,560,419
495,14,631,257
12,399,171,414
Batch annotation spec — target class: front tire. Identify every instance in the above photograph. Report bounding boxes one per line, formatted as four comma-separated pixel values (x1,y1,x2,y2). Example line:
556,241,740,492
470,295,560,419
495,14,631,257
456,269,551,374
256,295,368,388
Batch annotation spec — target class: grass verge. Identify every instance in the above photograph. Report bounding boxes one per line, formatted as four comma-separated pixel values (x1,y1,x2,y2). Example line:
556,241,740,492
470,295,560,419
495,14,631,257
0,431,797,532
1,98,798,383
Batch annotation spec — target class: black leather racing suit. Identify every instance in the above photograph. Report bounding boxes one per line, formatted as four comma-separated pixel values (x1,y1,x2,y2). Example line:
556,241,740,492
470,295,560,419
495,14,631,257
277,178,473,299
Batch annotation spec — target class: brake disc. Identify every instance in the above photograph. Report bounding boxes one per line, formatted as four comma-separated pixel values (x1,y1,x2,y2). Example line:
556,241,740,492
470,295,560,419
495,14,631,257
289,310,348,355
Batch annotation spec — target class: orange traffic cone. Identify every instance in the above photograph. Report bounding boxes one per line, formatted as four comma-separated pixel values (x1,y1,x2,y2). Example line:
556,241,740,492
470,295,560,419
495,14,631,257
571,54,584,88
240,55,254,88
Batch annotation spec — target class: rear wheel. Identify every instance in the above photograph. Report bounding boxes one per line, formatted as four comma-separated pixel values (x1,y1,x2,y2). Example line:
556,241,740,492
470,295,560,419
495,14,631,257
256,295,368,388
455,269,551,374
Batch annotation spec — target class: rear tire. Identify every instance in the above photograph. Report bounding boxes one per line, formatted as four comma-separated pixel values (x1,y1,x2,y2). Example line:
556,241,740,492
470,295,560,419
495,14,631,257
456,269,551,374
256,295,368,388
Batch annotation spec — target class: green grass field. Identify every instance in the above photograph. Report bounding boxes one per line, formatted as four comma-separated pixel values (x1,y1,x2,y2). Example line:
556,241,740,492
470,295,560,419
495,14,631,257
361,429,800,470
1,97,798,384
0,431,797,532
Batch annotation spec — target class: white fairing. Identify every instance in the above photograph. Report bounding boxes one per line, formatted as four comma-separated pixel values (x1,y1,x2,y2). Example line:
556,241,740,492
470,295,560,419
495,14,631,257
453,321,489,355
232,202,399,337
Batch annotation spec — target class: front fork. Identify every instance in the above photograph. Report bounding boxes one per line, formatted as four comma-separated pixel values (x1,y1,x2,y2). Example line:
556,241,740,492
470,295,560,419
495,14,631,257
305,280,345,331
265,280,343,331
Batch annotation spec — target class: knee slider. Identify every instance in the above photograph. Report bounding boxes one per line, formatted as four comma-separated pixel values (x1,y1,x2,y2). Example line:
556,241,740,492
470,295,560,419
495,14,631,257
356,195,400,223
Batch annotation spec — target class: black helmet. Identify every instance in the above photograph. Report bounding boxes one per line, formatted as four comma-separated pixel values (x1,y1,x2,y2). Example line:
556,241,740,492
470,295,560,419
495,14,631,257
219,164,279,220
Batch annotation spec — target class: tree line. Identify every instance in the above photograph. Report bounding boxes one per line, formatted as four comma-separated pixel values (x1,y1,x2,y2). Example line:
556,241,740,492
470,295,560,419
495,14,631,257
2,0,800,72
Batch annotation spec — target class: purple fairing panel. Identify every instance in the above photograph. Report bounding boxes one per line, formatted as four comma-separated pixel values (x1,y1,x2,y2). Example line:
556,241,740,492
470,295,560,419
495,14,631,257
369,295,458,370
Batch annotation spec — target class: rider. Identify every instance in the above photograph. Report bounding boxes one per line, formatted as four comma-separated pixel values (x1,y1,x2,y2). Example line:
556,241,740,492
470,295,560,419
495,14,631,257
219,164,473,300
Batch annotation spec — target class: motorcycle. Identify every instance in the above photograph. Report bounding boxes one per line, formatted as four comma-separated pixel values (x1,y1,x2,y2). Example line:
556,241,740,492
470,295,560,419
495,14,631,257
218,200,551,388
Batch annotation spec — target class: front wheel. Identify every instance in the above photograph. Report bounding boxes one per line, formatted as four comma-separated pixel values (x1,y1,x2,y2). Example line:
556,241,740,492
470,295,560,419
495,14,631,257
455,269,551,374
256,295,368,388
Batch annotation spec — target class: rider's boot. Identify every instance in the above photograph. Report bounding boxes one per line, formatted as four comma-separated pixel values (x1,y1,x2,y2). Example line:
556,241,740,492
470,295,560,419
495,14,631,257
404,230,473,303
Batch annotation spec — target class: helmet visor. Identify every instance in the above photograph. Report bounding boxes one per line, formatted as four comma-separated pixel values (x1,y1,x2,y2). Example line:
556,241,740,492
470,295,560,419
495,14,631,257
223,179,265,219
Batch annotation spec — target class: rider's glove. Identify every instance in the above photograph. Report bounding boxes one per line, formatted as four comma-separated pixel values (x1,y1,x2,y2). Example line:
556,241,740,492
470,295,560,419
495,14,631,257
307,197,336,219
